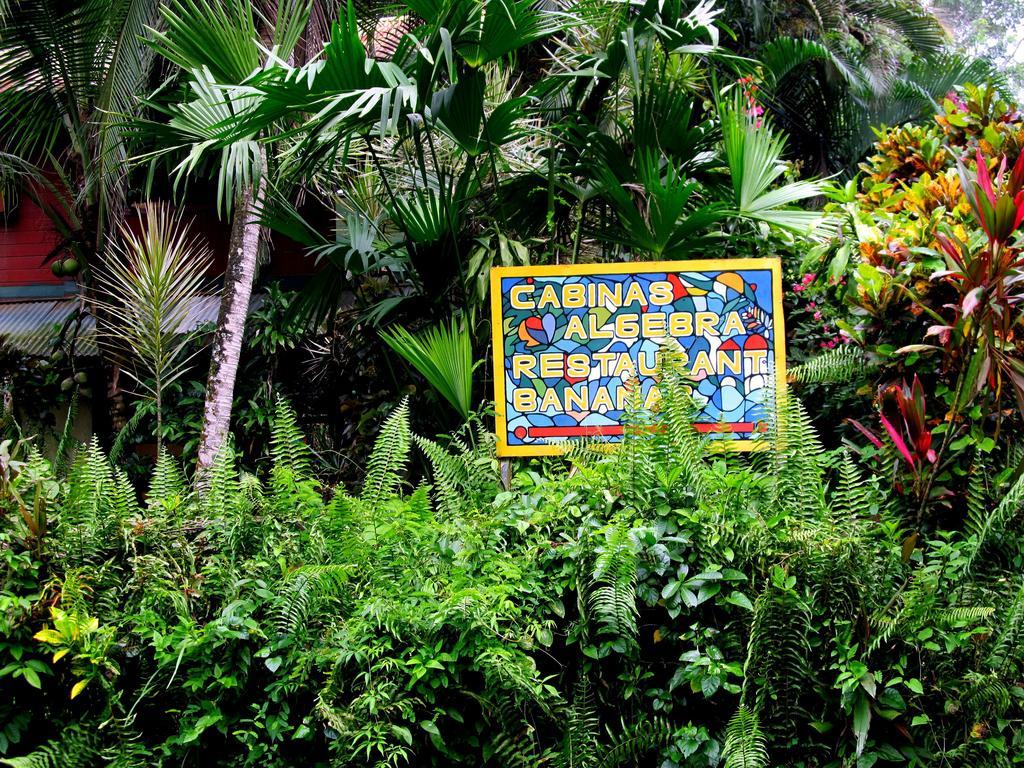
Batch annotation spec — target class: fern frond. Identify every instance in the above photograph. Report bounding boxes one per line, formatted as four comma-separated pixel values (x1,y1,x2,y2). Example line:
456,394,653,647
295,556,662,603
589,522,639,647
110,466,140,522
53,390,79,478
744,586,812,732
276,564,352,635
360,398,411,510
760,385,828,519
270,395,312,480
598,716,675,768
789,346,869,384
655,349,711,498
722,705,768,768
965,465,990,543
148,449,186,509
829,451,877,532
415,434,470,517
965,473,1024,573
987,580,1024,672
201,441,241,520
557,676,600,768
109,405,145,466
0,725,100,768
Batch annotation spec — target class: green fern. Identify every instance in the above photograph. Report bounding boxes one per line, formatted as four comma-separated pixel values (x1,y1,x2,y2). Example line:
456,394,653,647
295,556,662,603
556,677,601,768
147,449,186,508
744,586,812,734
986,579,1024,673
52,390,79,478
201,441,242,520
722,705,768,768
360,398,411,510
829,451,878,532
415,434,471,517
589,521,640,647
597,716,675,768
109,405,145,466
0,725,100,768
965,472,1024,573
789,346,869,384
761,386,828,520
655,348,711,498
270,395,312,480
276,564,353,634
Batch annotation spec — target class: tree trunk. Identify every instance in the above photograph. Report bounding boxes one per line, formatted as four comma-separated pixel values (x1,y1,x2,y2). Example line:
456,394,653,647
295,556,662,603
195,178,265,480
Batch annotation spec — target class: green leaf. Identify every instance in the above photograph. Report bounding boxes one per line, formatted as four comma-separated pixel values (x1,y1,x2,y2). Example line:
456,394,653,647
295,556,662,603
21,667,41,689
726,591,754,611
381,320,474,420
420,720,441,737
701,675,721,698
853,692,871,757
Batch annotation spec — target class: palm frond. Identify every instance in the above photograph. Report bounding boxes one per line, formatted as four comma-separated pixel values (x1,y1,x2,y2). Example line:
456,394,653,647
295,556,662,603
720,92,830,236
381,319,474,420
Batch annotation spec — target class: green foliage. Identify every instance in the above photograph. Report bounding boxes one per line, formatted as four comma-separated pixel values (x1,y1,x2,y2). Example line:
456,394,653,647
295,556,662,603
381,321,475,421
93,203,214,450
5,383,1024,765
788,346,870,384
0,725,99,768
722,706,767,768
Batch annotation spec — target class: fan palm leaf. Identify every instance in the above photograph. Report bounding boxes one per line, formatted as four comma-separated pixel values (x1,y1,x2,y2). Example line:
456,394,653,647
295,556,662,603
721,92,828,235
380,319,474,420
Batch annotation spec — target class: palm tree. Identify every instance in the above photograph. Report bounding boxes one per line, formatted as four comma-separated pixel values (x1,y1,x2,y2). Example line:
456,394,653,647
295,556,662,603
142,0,309,478
727,0,1002,173
0,0,161,273
0,0,164,445
206,0,826,283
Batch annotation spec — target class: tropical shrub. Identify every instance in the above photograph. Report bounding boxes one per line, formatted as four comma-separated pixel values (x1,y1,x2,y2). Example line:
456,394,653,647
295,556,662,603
2,376,1024,766
795,82,1024,521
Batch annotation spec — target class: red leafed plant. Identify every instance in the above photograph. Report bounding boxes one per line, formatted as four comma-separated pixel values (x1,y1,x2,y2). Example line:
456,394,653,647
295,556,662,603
925,149,1024,417
851,375,937,481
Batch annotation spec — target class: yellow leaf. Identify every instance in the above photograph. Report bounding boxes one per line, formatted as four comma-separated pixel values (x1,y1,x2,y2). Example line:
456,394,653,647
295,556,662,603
33,629,62,645
70,679,89,699
52,648,70,663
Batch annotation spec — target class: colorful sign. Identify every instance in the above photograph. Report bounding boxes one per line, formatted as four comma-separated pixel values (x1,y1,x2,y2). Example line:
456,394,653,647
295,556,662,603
489,259,786,456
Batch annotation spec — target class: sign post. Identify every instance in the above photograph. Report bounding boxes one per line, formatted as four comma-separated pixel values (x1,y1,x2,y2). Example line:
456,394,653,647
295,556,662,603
490,259,786,457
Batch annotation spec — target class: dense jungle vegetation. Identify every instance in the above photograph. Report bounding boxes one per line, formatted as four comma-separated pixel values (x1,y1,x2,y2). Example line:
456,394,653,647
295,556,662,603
3,0,1024,766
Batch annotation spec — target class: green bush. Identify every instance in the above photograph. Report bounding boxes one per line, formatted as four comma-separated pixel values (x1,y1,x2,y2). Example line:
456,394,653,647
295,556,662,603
2,377,1024,766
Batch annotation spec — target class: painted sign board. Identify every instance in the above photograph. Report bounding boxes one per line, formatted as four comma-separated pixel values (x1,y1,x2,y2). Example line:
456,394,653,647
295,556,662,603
489,258,786,456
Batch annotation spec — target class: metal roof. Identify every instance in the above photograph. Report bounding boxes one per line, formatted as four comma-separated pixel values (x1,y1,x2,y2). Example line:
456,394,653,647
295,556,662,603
0,298,96,356
0,294,261,358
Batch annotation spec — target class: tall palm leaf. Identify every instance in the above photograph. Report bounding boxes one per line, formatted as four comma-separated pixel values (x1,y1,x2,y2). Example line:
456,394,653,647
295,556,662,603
720,92,828,235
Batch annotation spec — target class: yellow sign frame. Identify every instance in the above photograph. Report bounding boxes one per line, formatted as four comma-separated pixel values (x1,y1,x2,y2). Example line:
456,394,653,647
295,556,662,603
490,258,787,457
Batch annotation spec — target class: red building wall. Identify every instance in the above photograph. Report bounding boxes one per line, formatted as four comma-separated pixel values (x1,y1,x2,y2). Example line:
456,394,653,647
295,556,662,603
0,191,69,294
1,194,316,298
